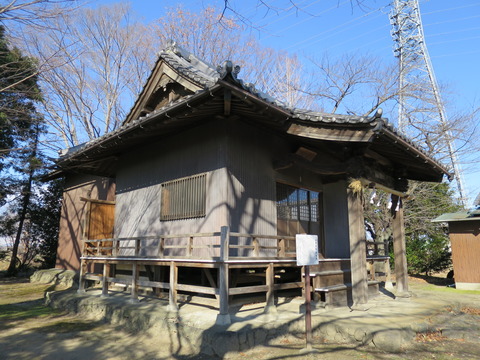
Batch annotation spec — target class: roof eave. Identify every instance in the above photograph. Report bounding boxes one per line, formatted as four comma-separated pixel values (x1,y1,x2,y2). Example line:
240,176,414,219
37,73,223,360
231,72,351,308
378,125,451,182
56,84,223,170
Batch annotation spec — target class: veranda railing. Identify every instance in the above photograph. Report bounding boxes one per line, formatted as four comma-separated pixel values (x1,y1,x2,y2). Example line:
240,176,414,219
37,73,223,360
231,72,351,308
81,228,297,260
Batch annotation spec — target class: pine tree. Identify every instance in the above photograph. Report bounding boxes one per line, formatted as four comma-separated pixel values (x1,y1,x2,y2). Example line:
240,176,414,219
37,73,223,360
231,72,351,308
0,25,41,204
0,25,45,275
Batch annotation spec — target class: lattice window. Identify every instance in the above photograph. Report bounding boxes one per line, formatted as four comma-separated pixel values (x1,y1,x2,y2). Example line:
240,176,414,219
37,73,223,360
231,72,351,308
276,183,319,222
161,173,207,221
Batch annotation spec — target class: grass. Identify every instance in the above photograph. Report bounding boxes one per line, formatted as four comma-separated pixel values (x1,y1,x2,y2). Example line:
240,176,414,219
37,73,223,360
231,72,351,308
0,277,103,335
0,303,55,321
0,279,59,305
414,283,480,295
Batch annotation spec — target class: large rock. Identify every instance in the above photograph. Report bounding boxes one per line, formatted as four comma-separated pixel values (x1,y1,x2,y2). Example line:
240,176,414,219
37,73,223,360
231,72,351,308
30,269,77,288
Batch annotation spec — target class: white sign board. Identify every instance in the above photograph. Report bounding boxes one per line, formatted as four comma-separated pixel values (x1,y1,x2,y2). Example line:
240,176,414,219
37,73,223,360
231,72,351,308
296,234,319,266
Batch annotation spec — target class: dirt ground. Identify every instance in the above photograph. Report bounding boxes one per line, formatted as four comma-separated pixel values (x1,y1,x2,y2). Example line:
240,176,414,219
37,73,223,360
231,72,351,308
0,275,479,360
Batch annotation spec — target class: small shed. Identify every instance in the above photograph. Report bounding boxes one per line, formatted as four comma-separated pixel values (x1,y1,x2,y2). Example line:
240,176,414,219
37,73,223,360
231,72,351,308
433,208,480,290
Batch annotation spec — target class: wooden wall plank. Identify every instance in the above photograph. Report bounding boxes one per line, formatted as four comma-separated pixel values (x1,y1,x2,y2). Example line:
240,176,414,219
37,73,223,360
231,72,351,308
450,220,480,283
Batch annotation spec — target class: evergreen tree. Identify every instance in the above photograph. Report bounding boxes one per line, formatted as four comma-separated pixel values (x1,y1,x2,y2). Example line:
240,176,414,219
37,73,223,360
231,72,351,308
0,25,47,275
403,182,461,276
30,178,64,268
0,25,41,204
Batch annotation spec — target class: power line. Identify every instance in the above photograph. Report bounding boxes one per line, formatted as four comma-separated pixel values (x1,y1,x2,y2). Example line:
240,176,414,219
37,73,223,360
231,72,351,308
426,26,480,39
295,1,479,56
421,2,480,16
261,0,328,28
285,6,387,51
424,14,480,27
260,0,351,40
429,35,480,47
235,0,323,29
432,50,480,59
325,23,389,51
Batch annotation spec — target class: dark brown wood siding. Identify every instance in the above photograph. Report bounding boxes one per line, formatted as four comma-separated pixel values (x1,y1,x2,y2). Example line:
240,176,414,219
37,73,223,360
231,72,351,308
449,220,480,284
56,175,115,271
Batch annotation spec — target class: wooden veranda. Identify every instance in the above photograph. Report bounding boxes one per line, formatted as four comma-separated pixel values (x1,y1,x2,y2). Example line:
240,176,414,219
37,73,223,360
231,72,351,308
78,226,390,324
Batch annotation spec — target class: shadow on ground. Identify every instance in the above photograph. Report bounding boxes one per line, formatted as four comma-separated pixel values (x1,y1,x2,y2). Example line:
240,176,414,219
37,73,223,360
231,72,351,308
2,277,480,359
409,273,454,286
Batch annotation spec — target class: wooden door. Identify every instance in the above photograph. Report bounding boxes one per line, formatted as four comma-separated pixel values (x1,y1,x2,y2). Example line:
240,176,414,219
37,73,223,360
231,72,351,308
86,201,115,255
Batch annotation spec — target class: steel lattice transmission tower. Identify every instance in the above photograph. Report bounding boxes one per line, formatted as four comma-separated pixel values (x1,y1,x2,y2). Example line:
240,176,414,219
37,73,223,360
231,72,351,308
389,0,467,205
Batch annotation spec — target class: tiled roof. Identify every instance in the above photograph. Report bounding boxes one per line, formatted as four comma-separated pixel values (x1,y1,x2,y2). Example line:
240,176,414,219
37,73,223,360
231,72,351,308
161,41,373,126
160,44,444,170
159,43,219,88
57,42,450,180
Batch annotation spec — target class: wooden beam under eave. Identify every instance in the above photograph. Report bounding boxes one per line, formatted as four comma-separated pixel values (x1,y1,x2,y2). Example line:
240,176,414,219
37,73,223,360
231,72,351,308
288,154,348,175
364,148,392,167
80,197,115,205
359,178,408,198
224,89,231,116
287,123,375,142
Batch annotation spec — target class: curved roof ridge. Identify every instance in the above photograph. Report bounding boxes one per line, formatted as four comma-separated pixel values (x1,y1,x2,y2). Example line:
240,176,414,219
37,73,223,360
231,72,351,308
160,41,220,87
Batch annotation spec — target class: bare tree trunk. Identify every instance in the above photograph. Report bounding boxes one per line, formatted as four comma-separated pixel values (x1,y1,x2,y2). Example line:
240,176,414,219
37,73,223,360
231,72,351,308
6,123,40,276
6,169,34,276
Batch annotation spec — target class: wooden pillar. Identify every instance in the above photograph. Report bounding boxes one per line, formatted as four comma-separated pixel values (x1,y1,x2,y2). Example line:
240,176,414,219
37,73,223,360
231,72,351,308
130,262,139,302
265,263,277,314
101,262,110,297
216,226,231,325
384,258,393,288
154,266,162,296
278,238,286,257
323,180,351,258
391,195,409,295
78,214,89,294
253,237,260,257
304,265,313,350
168,261,178,311
348,187,368,306
159,238,165,257
187,236,193,257
367,260,375,281
77,258,87,293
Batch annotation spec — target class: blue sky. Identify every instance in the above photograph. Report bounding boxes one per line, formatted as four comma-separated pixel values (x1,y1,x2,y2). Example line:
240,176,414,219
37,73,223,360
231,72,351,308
94,0,480,204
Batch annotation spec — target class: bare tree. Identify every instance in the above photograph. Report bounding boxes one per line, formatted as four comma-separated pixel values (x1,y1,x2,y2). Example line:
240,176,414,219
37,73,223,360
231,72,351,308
302,53,399,116
14,3,311,150
246,46,314,109
155,6,312,109
299,52,480,181
154,6,256,72
14,2,479,175
219,0,370,28
18,2,156,148
0,1,78,94
0,0,75,25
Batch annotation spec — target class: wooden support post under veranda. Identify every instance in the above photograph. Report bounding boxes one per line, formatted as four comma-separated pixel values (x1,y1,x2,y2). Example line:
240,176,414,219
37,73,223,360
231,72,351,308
391,195,409,295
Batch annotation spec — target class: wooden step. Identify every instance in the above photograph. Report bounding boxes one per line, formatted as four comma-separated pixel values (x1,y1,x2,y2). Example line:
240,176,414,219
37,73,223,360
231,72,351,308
314,280,380,292
315,283,350,292
314,281,380,307
309,269,351,277
309,259,351,272
312,270,352,288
